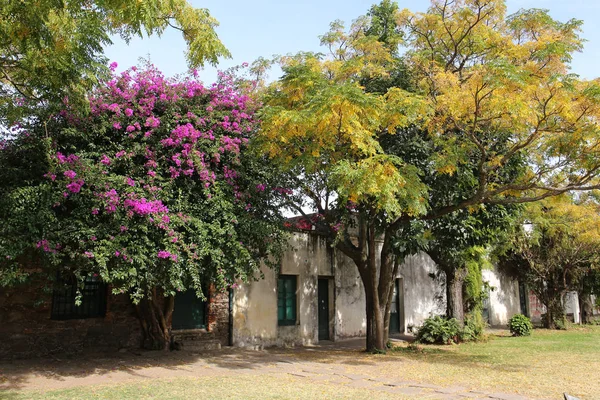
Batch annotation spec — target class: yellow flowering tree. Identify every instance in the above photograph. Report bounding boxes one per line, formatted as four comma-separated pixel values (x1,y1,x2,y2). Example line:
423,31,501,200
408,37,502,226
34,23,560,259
258,0,600,351
499,195,600,328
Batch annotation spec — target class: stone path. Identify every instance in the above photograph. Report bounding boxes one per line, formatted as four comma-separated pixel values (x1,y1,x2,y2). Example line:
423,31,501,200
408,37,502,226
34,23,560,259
255,359,531,400
0,338,538,400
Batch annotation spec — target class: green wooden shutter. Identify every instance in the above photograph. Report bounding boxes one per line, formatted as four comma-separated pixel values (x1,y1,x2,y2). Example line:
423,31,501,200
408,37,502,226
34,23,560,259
278,276,297,326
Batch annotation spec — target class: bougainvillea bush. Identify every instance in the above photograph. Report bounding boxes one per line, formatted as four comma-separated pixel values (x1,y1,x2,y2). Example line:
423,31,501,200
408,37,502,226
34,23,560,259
0,64,288,349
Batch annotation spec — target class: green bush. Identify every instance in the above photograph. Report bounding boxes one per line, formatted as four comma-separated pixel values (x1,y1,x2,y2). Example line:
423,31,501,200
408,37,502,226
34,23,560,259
416,316,461,344
460,312,487,342
508,314,533,336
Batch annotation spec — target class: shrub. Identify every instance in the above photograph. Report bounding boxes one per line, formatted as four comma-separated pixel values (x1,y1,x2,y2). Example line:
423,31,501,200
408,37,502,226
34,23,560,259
460,312,487,342
416,316,461,344
508,314,533,336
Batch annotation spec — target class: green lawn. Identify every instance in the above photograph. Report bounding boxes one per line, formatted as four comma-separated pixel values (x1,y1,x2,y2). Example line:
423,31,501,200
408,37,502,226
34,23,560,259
2,326,599,400
384,325,600,399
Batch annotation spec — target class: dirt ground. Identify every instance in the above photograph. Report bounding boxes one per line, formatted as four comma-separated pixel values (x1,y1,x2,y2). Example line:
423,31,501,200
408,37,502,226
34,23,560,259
0,338,540,400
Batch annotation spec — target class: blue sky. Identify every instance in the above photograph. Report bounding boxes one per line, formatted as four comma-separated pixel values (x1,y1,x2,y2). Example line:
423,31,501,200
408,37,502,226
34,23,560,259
105,0,600,83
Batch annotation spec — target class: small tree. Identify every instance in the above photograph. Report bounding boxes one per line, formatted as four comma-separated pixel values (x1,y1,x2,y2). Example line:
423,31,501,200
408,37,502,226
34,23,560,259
0,65,287,350
498,196,600,329
577,269,600,324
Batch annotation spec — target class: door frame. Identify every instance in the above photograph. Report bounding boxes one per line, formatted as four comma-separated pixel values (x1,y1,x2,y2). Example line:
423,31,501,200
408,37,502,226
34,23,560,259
317,277,334,341
390,277,405,335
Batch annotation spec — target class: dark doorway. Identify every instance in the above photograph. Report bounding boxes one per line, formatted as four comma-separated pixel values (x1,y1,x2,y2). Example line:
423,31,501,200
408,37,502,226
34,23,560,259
318,278,330,340
518,281,529,317
172,290,207,330
390,279,400,334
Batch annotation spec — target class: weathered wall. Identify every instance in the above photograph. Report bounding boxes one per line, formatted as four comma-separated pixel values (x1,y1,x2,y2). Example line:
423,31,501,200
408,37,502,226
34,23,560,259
398,253,446,331
527,291,584,325
205,287,231,346
564,291,580,323
1,279,231,358
0,279,140,359
232,233,332,348
528,291,546,325
232,231,527,347
333,250,366,339
592,295,600,316
482,266,521,327
232,266,278,348
233,232,453,346
332,249,447,337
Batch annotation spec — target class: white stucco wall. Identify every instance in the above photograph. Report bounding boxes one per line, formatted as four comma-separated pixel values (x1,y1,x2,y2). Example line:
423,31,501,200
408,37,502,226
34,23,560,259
331,250,448,336
331,250,447,337
398,253,446,331
333,250,366,339
233,231,523,347
564,291,580,323
232,233,332,348
482,266,521,327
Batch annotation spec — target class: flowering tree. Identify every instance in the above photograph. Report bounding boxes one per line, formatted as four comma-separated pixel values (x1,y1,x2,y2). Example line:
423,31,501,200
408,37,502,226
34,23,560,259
258,0,600,352
0,64,287,350
498,196,600,329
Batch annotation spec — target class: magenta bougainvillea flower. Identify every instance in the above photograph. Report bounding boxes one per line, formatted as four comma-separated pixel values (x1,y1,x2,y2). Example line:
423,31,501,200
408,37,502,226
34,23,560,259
28,63,286,298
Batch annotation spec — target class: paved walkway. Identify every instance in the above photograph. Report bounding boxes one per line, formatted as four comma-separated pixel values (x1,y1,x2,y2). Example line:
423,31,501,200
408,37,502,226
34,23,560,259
0,338,536,400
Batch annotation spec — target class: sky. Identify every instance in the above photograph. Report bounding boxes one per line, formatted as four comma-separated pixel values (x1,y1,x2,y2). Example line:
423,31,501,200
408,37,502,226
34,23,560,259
104,0,600,83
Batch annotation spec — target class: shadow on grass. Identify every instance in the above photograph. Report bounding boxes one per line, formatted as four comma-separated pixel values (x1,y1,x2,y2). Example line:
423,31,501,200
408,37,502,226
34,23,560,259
0,338,381,394
386,337,530,374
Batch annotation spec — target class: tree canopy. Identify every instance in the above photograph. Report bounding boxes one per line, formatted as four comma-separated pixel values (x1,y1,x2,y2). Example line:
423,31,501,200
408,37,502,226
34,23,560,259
498,195,600,328
0,0,230,125
397,0,600,211
256,0,600,351
0,64,287,348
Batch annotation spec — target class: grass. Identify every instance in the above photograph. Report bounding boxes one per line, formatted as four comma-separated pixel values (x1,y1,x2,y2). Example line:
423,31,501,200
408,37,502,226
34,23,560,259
2,326,599,400
2,374,408,400
384,325,600,399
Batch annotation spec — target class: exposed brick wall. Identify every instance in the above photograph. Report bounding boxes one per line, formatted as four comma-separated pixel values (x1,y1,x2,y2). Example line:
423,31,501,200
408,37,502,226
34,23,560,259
206,287,230,346
528,291,546,324
0,279,141,359
0,280,231,358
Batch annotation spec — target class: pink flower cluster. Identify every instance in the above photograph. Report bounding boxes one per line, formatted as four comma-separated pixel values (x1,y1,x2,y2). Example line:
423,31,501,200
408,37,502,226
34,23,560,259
36,239,59,253
100,189,120,213
157,250,178,262
123,198,168,216
66,180,84,193
55,152,79,164
44,64,261,264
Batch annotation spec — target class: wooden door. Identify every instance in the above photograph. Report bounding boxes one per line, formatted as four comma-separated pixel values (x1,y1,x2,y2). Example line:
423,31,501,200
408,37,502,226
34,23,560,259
318,279,330,340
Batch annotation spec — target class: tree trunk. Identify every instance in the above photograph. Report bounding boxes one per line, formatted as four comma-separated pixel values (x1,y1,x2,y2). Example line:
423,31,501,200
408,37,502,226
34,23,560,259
335,217,396,353
579,293,594,325
446,268,467,324
135,290,175,350
543,292,566,329
365,288,386,352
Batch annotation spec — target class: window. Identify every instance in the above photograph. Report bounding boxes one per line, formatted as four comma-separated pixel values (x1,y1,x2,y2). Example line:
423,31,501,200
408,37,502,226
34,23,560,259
172,289,207,330
51,274,107,320
278,275,297,326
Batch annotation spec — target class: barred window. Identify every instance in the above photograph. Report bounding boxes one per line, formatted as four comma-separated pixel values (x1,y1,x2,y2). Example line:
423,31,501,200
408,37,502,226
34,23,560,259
277,275,297,326
172,289,207,330
51,274,107,320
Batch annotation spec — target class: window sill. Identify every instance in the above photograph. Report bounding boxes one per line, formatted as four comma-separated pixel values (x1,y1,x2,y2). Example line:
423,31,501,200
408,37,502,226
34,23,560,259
278,322,298,327
171,328,208,334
